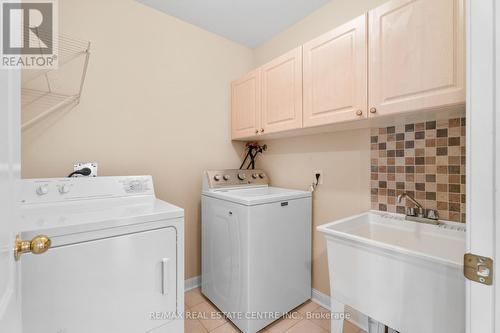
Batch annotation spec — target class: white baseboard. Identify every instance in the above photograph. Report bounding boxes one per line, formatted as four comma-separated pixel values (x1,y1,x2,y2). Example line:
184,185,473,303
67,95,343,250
311,289,368,332
311,288,331,310
185,275,201,291
185,276,367,332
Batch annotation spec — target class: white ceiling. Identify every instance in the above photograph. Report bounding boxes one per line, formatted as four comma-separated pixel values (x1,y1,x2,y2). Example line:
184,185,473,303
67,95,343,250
136,0,330,48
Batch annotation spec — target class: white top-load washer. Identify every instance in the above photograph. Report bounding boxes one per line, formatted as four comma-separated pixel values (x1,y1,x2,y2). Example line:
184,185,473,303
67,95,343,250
18,176,184,333
201,170,312,333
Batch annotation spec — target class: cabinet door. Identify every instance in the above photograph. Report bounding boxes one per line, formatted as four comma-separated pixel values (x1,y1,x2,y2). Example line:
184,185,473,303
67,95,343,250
231,69,261,139
368,0,465,116
261,47,303,134
303,14,367,127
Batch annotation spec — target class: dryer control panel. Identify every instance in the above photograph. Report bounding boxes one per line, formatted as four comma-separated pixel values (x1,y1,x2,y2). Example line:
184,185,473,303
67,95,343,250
20,176,155,204
204,169,269,189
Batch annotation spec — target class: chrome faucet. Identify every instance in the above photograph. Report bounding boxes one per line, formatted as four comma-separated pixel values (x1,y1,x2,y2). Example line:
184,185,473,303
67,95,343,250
397,192,440,225
397,192,425,217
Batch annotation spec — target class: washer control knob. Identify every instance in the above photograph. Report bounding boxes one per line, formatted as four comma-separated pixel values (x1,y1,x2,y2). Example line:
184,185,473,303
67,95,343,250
252,173,259,179
223,175,230,181
58,184,70,194
36,184,49,196
238,173,246,181
213,175,221,181
259,173,266,179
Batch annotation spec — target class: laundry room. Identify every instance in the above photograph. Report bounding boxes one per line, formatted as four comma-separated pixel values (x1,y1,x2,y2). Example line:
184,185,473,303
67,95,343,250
1,0,496,333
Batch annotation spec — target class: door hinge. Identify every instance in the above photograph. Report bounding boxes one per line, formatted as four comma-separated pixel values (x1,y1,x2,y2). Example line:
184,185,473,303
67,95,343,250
464,253,493,285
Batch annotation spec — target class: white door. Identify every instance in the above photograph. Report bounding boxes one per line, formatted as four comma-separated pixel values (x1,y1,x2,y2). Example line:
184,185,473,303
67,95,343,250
0,69,22,330
466,1,497,332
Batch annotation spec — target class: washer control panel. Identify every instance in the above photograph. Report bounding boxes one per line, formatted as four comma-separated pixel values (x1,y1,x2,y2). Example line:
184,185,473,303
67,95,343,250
205,170,269,189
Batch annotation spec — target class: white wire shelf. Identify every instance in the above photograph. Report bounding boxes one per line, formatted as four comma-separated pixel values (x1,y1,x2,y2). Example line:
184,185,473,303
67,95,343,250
21,32,91,130
21,89,80,130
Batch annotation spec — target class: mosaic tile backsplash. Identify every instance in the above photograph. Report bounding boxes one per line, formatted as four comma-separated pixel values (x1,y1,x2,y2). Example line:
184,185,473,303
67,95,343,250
370,118,466,222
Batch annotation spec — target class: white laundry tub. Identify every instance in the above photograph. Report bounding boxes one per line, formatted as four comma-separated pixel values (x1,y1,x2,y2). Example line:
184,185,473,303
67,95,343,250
317,211,465,333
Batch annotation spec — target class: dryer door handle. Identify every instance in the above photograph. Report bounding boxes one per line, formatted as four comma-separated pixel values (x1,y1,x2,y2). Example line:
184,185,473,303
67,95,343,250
162,258,170,295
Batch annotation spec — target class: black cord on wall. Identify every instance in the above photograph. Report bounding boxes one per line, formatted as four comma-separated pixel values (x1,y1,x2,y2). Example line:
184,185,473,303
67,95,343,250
67,167,92,178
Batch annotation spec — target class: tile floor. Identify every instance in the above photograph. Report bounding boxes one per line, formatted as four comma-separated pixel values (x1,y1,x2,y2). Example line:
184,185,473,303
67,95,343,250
185,288,366,333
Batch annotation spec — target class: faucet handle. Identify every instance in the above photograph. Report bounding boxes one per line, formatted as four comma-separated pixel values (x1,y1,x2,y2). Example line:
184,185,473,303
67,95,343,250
416,207,425,218
406,207,416,216
426,209,439,220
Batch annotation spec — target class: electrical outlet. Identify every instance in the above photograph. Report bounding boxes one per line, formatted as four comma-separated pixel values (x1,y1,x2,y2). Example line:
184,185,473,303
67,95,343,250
74,162,98,177
314,170,323,185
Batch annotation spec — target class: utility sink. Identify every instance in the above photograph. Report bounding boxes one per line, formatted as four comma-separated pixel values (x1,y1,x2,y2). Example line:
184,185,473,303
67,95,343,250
317,211,465,333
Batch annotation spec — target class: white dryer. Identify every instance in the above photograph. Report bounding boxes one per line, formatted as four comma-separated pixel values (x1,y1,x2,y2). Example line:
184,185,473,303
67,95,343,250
201,170,312,333
18,176,184,333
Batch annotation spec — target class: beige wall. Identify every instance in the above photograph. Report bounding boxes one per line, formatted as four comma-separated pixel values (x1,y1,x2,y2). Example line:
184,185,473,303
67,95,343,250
254,0,388,295
22,0,391,295
21,0,253,281
259,131,370,295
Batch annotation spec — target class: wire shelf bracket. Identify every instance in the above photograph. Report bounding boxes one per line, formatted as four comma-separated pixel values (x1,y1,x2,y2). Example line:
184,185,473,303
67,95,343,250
21,33,91,131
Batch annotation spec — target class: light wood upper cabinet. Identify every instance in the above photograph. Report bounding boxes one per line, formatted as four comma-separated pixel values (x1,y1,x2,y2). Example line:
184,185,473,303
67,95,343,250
368,0,465,116
231,69,261,139
303,14,368,127
230,0,465,140
261,47,303,134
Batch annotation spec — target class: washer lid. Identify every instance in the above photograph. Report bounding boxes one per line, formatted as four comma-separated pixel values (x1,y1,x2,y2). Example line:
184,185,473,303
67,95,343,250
19,196,184,240
203,186,311,206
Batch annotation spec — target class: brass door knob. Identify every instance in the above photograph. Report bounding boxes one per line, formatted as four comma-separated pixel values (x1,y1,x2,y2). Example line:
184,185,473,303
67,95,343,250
260,128,265,133
14,235,51,261
356,110,363,116
370,107,377,114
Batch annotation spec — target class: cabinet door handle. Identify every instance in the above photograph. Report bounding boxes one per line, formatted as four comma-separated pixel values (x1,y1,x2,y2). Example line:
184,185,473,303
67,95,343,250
370,107,377,114
260,128,265,133
356,110,363,116
162,258,170,295
255,129,259,134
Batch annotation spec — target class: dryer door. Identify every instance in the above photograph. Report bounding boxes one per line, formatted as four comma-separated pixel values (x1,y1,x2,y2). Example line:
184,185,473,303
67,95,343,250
22,226,178,333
